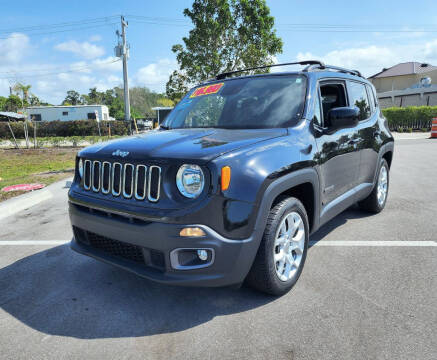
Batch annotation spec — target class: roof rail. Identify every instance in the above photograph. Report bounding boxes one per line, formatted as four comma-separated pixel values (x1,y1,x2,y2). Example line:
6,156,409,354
304,63,362,78
215,60,325,80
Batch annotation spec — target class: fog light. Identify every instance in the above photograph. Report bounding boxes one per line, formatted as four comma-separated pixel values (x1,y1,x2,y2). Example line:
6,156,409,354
197,249,208,261
180,227,206,237
170,248,215,270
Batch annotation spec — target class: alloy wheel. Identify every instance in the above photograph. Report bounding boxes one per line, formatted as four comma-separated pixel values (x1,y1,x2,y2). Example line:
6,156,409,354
273,212,305,282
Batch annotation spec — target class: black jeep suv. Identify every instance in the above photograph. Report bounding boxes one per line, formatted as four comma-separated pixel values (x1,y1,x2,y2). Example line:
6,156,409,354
69,60,394,296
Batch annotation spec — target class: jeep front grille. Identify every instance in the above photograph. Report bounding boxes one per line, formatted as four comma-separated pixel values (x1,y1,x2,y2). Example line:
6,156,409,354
82,159,161,202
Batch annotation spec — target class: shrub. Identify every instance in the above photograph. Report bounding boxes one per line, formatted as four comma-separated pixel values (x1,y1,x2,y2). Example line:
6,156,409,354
0,120,130,139
382,106,437,131
71,136,81,147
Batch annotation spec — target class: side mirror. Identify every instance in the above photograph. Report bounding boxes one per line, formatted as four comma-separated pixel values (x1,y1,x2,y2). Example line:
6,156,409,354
327,107,359,131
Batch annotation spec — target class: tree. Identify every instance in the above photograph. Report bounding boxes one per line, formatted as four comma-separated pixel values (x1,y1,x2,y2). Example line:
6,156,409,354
3,95,24,112
0,96,6,111
57,85,174,119
166,71,190,102
62,90,82,105
29,94,41,106
157,97,175,107
13,83,31,103
166,0,283,101
131,107,142,119
87,87,101,104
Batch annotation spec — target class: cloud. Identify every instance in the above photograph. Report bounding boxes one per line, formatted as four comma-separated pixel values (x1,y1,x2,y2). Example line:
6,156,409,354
89,35,102,42
69,61,91,73
296,40,437,78
0,33,30,65
54,40,105,59
107,75,122,83
135,58,177,92
424,39,437,59
92,56,122,72
0,32,121,103
32,71,123,104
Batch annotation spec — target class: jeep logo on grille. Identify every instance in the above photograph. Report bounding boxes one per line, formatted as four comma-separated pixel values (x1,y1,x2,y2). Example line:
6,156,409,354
112,150,129,158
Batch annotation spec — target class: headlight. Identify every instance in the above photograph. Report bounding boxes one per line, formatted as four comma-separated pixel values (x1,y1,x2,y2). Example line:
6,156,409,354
78,158,84,178
176,164,205,198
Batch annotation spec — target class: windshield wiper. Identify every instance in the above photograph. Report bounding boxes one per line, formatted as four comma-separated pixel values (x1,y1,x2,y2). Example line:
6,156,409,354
159,125,170,130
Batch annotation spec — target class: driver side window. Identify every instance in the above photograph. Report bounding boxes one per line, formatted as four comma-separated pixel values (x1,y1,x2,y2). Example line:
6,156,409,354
319,82,347,128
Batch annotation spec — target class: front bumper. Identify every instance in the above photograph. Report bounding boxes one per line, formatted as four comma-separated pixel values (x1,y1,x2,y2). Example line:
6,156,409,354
68,202,260,287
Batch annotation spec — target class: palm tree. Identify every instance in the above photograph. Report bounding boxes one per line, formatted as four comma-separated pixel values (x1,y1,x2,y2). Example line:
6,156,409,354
12,83,31,104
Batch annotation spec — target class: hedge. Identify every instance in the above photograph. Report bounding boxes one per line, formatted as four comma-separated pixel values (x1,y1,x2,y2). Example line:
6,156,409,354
382,106,437,131
0,120,130,139
2,107,436,137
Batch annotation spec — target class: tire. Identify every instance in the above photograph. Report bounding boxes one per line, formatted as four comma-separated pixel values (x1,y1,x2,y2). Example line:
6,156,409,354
358,158,389,213
245,197,309,296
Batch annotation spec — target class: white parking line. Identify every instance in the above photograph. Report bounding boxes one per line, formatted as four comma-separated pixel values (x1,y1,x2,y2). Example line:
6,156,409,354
0,240,435,246
0,240,69,245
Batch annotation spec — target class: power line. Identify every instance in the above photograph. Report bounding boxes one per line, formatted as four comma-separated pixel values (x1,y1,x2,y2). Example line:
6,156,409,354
126,15,188,23
1,14,435,38
127,14,437,32
277,28,437,33
129,19,191,28
0,22,118,40
128,20,437,32
0,16,119,34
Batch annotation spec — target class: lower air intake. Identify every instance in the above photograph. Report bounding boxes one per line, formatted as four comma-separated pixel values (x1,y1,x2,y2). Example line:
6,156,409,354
86,231,145,264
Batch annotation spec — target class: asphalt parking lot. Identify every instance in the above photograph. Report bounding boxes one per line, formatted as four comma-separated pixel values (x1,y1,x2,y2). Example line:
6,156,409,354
0,138,436,360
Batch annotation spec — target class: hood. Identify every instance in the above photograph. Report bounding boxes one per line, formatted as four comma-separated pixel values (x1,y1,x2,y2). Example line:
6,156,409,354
79,128,287,163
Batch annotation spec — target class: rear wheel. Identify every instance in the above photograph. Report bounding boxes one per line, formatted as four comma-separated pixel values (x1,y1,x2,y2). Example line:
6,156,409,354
358,158,389,213
246,197,309,296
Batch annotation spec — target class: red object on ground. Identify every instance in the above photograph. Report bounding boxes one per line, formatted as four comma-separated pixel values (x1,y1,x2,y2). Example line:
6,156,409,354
432,118,437,138
1,183,45,192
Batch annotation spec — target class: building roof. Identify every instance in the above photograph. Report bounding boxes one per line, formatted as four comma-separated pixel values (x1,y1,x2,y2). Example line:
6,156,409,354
369,62,437,79
151,107,173,111
0,111,25,120
26,105,108,109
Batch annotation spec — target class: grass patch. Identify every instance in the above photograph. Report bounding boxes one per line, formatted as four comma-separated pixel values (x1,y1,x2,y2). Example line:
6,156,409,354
0,147,78,202
0,135,126,148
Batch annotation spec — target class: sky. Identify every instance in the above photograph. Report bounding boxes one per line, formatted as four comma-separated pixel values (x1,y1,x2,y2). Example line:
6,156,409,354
1,0,436,104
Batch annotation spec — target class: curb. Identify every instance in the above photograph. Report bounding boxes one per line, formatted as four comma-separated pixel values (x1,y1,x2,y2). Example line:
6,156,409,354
0,177,73,221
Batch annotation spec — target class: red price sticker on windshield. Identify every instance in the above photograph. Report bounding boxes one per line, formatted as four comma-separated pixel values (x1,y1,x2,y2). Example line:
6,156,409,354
190,83,224,98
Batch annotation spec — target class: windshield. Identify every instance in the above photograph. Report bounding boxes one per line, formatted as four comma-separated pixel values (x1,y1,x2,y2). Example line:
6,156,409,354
162,75,307,129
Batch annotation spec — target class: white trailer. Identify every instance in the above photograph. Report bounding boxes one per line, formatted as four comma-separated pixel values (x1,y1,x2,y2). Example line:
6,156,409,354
26,105,111,122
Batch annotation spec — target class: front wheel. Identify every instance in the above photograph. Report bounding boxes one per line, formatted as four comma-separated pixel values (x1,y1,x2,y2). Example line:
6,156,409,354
245,197,309,296
358,158,389,213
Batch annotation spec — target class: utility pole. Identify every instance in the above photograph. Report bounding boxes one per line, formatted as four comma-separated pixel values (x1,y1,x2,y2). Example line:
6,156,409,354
115,16,131,130
121,16,130,123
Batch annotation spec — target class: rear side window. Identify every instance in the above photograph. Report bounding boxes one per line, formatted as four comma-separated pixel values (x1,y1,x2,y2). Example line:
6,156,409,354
348,81,371,120
366,84,377,113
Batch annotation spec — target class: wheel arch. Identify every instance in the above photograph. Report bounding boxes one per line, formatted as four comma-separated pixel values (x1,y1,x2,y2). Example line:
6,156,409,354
382,150,393,168
373,141,394,185
254,168,320,236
